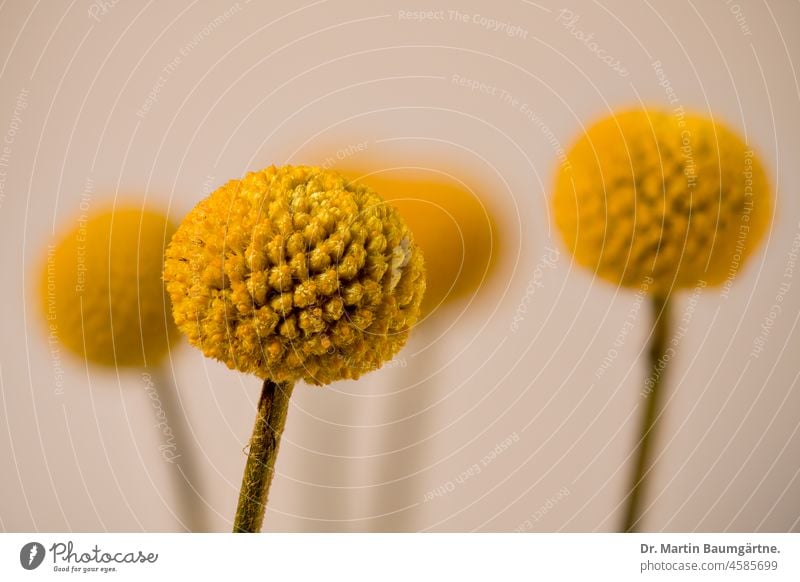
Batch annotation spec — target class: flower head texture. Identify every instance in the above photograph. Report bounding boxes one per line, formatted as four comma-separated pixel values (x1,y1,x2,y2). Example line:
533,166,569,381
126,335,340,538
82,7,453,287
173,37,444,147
41,206,178,367
163,165,426,386
553,109,771,296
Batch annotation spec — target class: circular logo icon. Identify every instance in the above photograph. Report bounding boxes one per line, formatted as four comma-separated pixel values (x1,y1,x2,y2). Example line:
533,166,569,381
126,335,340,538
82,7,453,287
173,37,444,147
20,542,45,570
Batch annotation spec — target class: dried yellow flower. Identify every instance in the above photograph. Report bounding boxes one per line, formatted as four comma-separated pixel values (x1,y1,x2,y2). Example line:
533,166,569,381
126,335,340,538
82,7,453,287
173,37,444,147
41,206,178,367
164,165,426,385
553,109,771,296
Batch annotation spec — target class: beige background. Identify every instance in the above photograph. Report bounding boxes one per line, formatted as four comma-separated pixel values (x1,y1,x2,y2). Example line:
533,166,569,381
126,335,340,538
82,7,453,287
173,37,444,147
1,0,799,532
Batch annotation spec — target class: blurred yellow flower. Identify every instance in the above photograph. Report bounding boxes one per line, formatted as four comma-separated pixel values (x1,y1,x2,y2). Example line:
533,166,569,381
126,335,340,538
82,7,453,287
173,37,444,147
164,165,426,386
41,206,178,367
344,168,497,316
553,109,771,295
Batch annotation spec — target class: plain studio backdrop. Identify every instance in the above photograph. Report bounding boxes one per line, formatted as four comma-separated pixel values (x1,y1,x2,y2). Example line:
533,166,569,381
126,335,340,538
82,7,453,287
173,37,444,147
0,0,799,532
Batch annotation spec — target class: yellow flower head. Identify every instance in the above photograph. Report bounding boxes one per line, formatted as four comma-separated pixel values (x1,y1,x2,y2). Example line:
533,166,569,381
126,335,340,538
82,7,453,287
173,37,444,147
553,109,771,296
41,206,178,367
341,168,497,315
163,165,426,386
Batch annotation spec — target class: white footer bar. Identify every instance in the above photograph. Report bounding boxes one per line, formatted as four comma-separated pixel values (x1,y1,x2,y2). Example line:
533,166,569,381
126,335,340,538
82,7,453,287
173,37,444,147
1,533,798,581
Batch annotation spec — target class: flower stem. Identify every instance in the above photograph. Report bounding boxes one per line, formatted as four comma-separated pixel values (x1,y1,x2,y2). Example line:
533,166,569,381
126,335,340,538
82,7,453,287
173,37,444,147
150,366,207,532
233,379,294,533
622,294,672,532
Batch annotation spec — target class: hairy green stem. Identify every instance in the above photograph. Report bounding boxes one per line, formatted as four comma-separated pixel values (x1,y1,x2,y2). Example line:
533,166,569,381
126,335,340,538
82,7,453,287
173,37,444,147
623,294,672,532
233,379,294,533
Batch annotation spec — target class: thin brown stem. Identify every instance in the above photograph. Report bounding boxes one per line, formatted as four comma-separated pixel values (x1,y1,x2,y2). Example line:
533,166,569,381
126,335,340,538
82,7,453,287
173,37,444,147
233,379,294,533
622,294,672,532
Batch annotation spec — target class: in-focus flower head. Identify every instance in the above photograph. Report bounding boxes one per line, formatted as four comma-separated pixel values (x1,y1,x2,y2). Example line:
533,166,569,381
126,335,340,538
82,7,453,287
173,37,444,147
553,108,772,296
41,206,178,367
164,165,426,385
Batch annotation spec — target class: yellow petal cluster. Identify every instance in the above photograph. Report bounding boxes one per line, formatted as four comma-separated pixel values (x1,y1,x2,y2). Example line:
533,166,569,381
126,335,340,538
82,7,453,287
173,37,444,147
553,109,771,296
163,165,426,385
41,206,178,367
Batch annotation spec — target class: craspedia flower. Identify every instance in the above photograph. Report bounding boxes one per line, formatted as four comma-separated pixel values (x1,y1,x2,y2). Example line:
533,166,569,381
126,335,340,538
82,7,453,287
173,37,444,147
41,206,178,367
551,109,773,532
342,167,497,315
553,108,771,296
165,165,426,532
164,165,426,386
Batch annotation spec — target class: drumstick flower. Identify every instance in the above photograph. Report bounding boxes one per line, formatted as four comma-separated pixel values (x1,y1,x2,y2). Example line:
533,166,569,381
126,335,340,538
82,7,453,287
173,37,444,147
41,206,206,531
42,207,178,367
164,165,426,532
552,108,771,531
342,168,498,316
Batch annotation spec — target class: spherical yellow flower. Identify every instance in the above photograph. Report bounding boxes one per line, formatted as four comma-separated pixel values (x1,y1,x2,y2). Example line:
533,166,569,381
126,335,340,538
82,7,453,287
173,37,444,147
41,206,178,367
164,165,426,386
342,168,497,316
553,109,771,296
